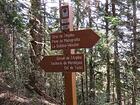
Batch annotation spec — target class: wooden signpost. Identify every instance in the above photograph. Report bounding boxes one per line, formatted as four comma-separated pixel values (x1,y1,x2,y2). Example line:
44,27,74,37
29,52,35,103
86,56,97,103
39,3,100,105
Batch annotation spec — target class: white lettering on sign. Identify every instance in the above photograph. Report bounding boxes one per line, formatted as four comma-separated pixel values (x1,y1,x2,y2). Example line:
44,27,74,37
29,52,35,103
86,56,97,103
55,43,79,49
61,19,69,24
50,55,84,71
51,33,81,49
63,38,80,43
51,62,63,66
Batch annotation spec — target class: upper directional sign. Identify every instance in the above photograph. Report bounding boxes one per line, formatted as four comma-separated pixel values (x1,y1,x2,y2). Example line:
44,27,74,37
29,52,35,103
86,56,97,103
51,29,100,50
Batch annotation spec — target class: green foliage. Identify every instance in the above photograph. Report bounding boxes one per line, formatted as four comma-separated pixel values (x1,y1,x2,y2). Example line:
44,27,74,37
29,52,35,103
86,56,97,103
5,11,25,32
0,0,25,32
7,11,25,32
105,16,121,26
0,0,6,12
0,35,12,70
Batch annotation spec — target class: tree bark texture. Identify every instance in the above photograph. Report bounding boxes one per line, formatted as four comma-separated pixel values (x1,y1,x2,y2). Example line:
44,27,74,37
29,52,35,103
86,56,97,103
111,0,122,105
132,0,137,105
105,0,111,103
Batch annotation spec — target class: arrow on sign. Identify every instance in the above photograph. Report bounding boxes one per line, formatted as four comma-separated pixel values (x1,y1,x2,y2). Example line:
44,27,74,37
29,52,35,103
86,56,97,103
39,54,85,72
51,29,100,50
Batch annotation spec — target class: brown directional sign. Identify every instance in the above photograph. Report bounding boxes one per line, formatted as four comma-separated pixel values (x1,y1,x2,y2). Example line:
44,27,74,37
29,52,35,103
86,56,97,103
51,29,100,50
39,54,85,72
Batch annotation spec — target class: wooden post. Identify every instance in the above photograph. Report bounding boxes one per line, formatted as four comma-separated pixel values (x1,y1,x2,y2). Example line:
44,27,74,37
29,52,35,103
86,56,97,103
60,3,77,105
64,72,77,105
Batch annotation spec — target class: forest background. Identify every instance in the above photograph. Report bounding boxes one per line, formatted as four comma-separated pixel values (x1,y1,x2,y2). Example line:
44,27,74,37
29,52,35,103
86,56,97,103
0,0,140,105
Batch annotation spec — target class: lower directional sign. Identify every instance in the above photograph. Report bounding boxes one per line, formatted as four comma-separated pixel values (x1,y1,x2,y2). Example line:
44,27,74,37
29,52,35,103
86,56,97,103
39,54,85,72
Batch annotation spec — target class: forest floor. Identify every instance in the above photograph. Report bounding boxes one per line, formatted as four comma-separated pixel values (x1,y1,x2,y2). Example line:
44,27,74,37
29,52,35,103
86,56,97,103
0,71,59,105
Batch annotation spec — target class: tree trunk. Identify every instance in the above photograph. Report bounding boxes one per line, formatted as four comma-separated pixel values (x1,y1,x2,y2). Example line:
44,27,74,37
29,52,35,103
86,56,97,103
75,0,80,30
80,74,85,105
111,0,122,105
89,49,96,105
132,0,137,105
28,0,44,97
88,1,96,105
105,0,111,103
12,27,16,79
85,55,89,103
30,0,43,62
